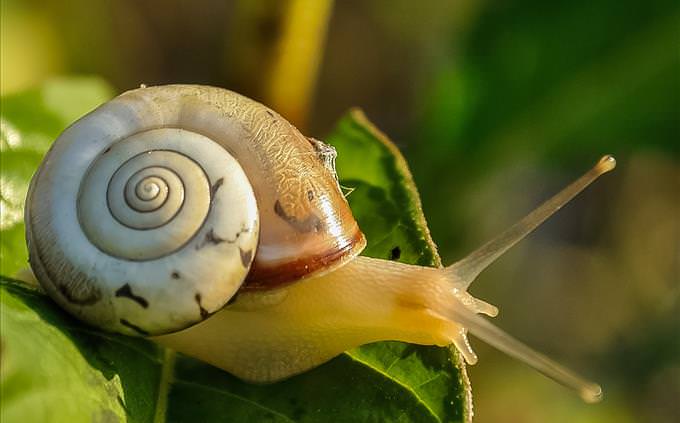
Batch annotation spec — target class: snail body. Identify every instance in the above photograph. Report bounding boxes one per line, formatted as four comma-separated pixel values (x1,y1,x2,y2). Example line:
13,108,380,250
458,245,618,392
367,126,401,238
25,85,614,402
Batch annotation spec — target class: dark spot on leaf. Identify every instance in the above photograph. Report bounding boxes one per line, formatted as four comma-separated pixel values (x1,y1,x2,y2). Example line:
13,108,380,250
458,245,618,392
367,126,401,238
171,271,180,279
195,293,209,319
115,283,149,308
239,248,253,267
307,190,314,201
120,319,149,336
390,246,401,260
266,110,274,117
103,146,112,154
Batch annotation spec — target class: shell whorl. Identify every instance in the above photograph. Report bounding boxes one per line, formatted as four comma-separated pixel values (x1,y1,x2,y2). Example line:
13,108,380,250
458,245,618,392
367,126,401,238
27,123,259,336
78,130,215,261
26,84,365,336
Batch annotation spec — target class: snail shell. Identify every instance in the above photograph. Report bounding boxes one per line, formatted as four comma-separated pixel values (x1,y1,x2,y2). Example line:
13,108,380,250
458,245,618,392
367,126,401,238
25,85,366,335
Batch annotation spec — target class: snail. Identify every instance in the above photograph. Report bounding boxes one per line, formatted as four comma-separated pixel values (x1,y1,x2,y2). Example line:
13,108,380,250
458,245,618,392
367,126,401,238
24,84,615,403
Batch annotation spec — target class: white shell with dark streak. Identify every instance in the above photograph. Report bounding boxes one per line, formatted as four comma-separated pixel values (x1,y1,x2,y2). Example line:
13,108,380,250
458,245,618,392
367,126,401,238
26,107,259,336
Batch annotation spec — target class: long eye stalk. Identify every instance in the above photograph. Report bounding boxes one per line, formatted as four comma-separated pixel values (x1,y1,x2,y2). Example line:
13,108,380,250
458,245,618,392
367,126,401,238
442,155,616,402
448,155,616,287
438,298,604,403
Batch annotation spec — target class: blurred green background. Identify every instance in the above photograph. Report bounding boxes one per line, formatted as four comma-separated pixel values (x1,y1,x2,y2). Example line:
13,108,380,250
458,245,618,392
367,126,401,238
2,0,678,421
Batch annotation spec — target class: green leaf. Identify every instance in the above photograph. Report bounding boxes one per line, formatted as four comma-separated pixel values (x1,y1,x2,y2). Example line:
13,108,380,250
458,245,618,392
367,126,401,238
0,76,114,276
0,279,163,423
0,81,471,422
329,109,471,419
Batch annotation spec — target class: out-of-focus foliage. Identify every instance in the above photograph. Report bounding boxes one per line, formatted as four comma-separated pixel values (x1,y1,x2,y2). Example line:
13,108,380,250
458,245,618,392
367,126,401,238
1,0,678,421
410,0,678,261
0,77,113,276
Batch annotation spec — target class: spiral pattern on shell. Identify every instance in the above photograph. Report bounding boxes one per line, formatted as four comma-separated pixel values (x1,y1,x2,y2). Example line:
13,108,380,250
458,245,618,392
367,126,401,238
79,131,215,261
27,125,259,335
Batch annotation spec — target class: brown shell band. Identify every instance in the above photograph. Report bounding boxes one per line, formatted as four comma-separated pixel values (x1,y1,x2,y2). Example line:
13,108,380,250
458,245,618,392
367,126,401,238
243,230,366,290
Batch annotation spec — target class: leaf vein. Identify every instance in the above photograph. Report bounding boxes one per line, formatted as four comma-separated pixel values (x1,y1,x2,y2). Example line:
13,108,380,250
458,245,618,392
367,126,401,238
345,352,441,422
172,379,297,422
383,356,402,373
414,373,450,390
153,349,175,423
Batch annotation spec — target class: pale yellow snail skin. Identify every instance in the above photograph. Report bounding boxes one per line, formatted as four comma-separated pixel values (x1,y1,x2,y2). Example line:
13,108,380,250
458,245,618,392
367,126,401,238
25,84,615,404
156,155,615,403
